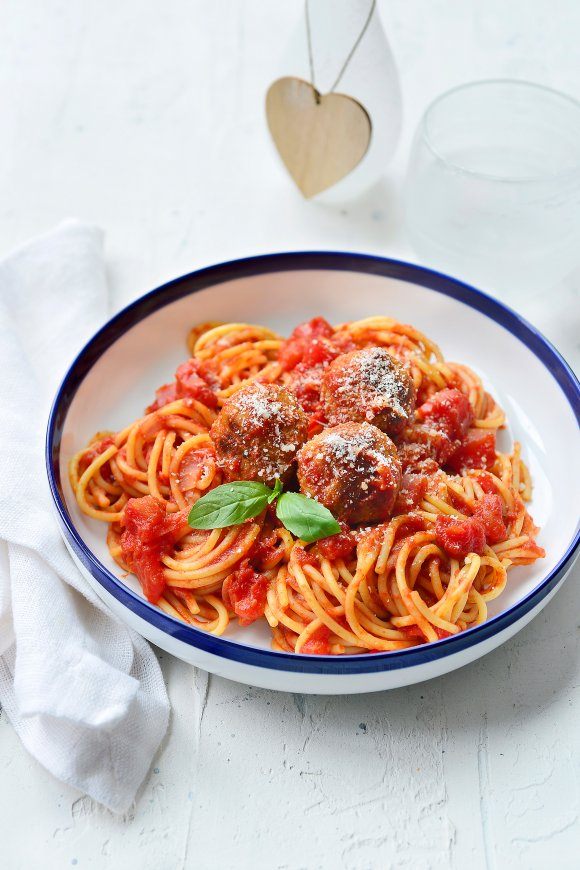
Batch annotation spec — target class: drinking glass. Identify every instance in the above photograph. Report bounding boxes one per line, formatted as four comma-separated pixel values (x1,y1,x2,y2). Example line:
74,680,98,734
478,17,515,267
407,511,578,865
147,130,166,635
404,80,580,297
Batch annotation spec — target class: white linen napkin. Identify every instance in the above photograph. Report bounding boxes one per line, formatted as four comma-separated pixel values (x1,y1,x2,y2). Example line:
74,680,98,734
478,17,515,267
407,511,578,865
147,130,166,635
0,220,170,814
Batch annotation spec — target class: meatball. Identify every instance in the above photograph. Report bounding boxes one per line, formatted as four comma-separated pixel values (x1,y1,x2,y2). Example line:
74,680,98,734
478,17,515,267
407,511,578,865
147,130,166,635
297,422,402,524
321,347,415,437
210,382,308,485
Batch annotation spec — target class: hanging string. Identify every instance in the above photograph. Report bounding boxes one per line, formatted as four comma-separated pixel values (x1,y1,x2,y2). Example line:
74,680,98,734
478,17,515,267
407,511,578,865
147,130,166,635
305,0,376,102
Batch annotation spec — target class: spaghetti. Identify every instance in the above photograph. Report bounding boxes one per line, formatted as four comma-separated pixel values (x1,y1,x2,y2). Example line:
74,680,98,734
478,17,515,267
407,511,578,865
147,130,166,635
70,316,544,655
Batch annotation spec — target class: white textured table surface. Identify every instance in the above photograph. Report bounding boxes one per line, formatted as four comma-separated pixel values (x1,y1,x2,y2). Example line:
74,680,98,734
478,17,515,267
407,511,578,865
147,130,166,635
1,2,578,868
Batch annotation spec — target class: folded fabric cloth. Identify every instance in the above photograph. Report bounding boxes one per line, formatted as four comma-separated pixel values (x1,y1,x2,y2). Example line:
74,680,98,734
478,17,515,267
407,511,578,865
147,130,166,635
0,220,170,813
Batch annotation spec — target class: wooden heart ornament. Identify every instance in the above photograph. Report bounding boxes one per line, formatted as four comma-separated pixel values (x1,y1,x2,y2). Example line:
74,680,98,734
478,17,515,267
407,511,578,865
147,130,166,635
266,77,372,198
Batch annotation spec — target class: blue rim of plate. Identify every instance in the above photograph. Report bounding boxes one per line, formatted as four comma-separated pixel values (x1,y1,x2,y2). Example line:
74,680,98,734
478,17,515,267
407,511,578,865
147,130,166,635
46,252,580,675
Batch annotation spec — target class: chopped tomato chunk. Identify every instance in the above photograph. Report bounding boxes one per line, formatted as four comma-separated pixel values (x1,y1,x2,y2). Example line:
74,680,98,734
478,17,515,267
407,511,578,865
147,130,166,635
175,359,219,407
447,429,496,473
120,496,186,603
472,493,507,544
435,513,486,558
278,317,335,371
147,358,219,412
302,337,338,368
397,441,440,476
402,424,456,466
301,625,332,655
146,382,179,413
281,318,355,416
316,522,356,561
223,561,270,626
418,388,473,440
288,363,327,413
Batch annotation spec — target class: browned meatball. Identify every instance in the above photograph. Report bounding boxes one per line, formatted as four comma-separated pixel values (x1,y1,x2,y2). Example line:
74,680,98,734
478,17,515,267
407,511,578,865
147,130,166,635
296,422,402,524
321,347,415,438
210,382,308,485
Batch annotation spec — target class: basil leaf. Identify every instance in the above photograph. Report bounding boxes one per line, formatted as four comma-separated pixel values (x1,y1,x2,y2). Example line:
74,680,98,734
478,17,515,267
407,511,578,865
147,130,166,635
268,478,283,504
188,481,272,529
276,492,341,543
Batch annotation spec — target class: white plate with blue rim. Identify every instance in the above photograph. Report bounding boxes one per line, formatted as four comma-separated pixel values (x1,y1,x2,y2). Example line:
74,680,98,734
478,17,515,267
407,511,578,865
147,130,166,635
46,253,580,694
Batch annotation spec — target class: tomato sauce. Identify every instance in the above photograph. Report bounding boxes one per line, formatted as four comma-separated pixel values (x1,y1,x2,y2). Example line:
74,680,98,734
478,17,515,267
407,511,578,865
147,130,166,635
435,513,486,558
301,624,332,655
404,389,497,477
472,493,507,544
401,424,456,466
394,514,426,542
288,365,327,414
446,429,496,473
146,383,179,413
248,532,280,571
294,546,319,568
475,472,498,495
399,624,452,642
521,539,546,559
394,472,429,513
80,436,115,473
147,358,219,412
316,522,356,561
418,388,473,441
178,447,215,492
120,496,187,603
278,317,335,371
399,624,425,640
222,561,270,626
280,318,355,431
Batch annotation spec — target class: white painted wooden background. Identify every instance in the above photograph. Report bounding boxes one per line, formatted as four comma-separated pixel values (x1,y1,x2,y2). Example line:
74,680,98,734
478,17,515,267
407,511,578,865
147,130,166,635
1,2,578,868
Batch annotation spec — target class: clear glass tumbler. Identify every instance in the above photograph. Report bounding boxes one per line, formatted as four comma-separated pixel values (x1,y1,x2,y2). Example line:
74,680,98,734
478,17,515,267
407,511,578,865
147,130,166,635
404,80,580,297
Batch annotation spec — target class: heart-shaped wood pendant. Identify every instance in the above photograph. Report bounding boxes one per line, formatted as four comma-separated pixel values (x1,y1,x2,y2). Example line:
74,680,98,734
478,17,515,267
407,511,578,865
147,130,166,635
266,77,372,198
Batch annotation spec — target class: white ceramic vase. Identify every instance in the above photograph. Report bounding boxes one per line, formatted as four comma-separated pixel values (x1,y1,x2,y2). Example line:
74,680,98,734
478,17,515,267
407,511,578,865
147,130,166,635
268,0,402,204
